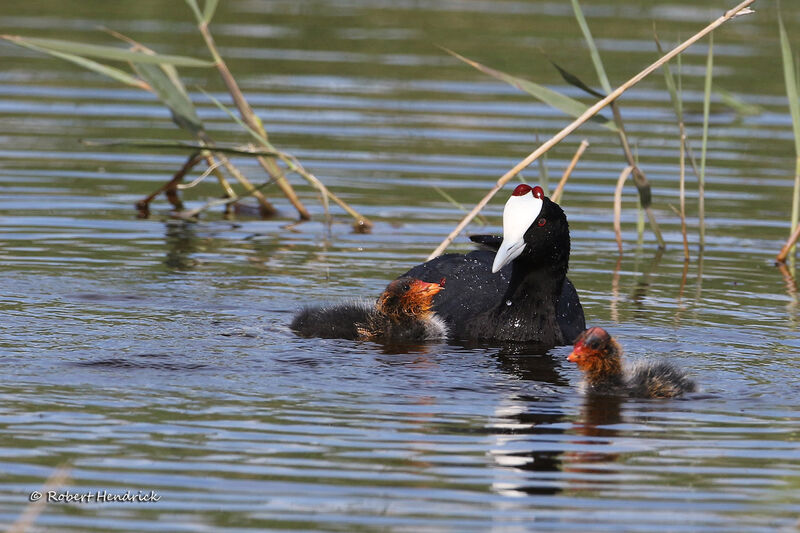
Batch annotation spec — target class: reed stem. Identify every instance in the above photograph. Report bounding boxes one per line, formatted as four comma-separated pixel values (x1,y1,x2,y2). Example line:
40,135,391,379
573,0,664,247
551,139,589,204
614,166,634,255
699,34,714,249
426,0,753,260
136,152,201,215
195,20,310,220
776,209,800,264
779,7,800,258
679,134,689,261
7,466,71,533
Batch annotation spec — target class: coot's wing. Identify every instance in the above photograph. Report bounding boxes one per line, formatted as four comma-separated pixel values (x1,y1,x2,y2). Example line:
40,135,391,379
401,250,511,336
402,248,585,344
557,277,585,344
468,234,502,251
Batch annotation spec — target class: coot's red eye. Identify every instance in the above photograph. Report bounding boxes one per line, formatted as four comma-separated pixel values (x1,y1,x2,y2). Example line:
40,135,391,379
532,186,544,199
537,218,546,227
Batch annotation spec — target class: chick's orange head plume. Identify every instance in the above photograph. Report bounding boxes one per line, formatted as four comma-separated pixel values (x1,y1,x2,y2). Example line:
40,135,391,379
567,327,612,363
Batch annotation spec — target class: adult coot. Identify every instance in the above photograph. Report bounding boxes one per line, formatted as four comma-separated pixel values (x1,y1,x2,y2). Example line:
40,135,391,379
401,184,584,346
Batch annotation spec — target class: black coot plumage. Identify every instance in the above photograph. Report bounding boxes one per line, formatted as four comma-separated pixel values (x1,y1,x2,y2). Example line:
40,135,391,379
291,277,448,342
401,184,584,346
568,327,696,398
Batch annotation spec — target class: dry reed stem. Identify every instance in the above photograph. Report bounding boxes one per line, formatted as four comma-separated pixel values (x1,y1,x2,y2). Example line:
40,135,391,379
211,151,278,217
253,155,309,218
200,154,234,195
776,222,800,263
777,261,798,326
614,166,634,254
551,139,589,204
102,29,246,215
261,135,371,229
136,152,202,214
609,103,665,248
668,204,690,264
277,150,331,226
196,21,310,220
427,0,754,260
182,176,275,219
271,148,374,231
196,67,372,229
202,154,235,197
7,466,71,533
178,158,224,190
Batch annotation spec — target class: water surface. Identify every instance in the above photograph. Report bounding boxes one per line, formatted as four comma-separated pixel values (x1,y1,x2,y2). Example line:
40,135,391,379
1,0,799,531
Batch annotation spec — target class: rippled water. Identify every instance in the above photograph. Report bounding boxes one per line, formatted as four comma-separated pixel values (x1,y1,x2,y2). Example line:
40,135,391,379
1,0,799,531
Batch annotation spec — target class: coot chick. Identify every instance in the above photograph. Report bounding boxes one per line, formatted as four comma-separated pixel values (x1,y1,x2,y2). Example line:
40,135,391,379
402,184,584,346
567,327,696,398
291,277,448,342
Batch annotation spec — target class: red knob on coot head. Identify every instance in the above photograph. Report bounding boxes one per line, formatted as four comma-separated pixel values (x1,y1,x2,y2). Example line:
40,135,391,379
512,184,532,196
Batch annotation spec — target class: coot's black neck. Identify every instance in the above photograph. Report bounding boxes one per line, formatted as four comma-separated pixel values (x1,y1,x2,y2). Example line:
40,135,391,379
506,259,567,298
495,254,568,344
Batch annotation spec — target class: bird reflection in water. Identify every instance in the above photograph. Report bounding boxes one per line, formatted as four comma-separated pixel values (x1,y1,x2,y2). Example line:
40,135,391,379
486,347,625,497
562,395,623,472
487,349,570,497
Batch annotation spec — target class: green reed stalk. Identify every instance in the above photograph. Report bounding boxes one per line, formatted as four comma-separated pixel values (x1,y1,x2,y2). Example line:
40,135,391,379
699,34,714,249
678,57,689,260
570,0,611,93
779,10,800,256
634,147,645,244
679,133,689,261
570,0,665,249
613,166,634,254
538,152,550,196
432,186,487,226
